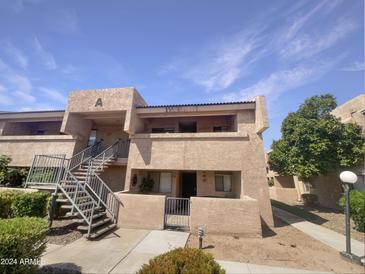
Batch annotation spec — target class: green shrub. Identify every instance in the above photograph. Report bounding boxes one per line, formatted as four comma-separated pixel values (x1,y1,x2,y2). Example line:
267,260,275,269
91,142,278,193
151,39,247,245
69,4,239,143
0,191,21,218
0,155,12,185
0,217,48,274
139,177,155,193
7,167,28,187
0,191,49,218
138,248,225,274
339,190,365,232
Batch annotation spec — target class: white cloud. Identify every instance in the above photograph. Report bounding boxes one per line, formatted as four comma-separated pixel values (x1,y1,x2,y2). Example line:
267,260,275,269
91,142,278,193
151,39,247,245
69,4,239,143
20,103,55,111
40,87,67,102
33,37,57,70
5,43,28,69
0,93,14,105
281,18,357,60
342,61,365,71
221,61,338,102
0,84,7,92
15,91,36,103
8,74,32,93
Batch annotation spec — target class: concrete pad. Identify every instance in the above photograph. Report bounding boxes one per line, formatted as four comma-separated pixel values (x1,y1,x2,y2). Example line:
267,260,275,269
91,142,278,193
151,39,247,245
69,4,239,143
42,228,149,274
44,243,62,255
111,230,189,273
273,207,365,258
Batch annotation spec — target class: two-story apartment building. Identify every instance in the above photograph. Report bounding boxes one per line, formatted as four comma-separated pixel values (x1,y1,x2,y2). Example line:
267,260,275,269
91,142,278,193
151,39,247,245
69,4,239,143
0,87,273,238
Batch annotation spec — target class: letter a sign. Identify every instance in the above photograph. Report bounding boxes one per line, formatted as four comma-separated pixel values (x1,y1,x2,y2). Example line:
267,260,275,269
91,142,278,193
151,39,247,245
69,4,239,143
95,98,103,107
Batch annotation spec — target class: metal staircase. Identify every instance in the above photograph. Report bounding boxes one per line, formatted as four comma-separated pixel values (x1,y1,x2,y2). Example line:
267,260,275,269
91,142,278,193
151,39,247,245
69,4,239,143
25,139,130,239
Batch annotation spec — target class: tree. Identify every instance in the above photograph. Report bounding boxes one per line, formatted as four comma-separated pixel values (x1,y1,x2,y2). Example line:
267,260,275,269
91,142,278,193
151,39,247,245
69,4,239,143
268,94,365,180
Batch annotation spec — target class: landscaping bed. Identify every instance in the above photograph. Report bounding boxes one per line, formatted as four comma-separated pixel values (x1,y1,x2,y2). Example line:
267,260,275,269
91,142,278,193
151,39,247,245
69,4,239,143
46,218,84,245
186,217,364,273
271,199,365,242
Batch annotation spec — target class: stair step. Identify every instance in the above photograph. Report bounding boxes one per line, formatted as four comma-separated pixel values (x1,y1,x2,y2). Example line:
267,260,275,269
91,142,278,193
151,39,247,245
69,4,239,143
56,198,69,203
78,217,112,230
60,204,73,209
87,223,117,239
74,211,107,222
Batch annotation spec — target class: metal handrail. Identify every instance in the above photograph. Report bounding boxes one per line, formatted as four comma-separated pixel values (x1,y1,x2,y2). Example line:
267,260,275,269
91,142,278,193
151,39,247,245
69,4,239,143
57,169,97,225
85,140,126,223
68,141,102,171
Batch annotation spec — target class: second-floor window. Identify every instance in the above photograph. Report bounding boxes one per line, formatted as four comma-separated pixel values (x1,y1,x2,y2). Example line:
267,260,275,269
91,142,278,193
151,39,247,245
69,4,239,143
151,128,175,133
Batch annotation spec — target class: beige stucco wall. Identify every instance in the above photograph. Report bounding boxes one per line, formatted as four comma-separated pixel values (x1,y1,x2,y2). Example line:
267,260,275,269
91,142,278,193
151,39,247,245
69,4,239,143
100,165,126,192
0,135,77,166
332,94,365,134
190,196,262,237
0,187,38,193
269,187,299,204
93,125,129,148
115,193,165,230
196,171,241,198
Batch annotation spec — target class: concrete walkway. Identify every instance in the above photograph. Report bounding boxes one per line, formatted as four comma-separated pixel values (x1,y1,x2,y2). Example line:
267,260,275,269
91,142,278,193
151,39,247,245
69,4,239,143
273,206,365,260
42,228,189,273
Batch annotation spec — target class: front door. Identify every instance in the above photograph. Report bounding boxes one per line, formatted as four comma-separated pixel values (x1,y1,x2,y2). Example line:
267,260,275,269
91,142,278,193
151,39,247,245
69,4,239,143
181,172,197,198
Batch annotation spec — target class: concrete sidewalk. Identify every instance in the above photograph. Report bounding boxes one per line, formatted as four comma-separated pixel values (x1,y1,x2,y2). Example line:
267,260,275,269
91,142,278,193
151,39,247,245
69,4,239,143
273,206,365,260
41,228,189,273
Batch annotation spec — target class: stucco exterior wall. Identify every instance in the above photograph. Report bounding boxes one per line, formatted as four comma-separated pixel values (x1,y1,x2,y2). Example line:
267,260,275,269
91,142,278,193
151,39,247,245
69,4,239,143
269,187,299,204
0,135,77,166
115,193,165,230
190,196,262,237
196,171,241,198
93,125,129,148
100,165,126,192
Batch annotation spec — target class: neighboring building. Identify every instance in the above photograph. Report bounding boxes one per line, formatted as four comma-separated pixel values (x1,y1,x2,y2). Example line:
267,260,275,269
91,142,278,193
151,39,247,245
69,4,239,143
0,87,273,238
267,94,365,209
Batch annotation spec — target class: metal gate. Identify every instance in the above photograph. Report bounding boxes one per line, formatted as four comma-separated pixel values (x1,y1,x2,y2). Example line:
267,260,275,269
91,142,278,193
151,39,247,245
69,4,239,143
165,197,190,228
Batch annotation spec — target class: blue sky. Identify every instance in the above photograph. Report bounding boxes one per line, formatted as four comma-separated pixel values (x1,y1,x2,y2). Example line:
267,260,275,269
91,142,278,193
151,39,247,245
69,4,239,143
0,0,364,150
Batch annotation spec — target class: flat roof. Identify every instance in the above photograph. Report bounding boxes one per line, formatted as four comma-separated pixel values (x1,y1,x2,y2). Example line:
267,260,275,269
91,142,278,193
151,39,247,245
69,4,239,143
0,110,65,115
136,101,254,109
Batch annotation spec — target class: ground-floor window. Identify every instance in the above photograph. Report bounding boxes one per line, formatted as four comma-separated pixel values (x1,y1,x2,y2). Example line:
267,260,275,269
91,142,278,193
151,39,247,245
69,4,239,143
149,171,172,193
215,173,232,192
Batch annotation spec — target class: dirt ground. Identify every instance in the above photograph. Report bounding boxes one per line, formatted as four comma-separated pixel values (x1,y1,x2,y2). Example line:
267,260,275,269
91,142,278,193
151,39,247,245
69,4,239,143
46,218,84,245
187,218,365,273
272,200,365,242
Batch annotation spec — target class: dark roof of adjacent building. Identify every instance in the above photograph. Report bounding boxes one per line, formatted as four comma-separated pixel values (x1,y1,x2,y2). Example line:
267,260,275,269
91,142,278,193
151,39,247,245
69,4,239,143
136,101,255,109
0,110,65,115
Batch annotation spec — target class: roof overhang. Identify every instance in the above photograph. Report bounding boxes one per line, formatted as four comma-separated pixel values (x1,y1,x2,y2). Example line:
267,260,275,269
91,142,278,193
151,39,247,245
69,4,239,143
0,110,65,122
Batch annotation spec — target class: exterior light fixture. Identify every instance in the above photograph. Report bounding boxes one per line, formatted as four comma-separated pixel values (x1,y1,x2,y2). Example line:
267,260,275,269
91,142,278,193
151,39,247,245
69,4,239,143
339,171,363,265
198,227,205,249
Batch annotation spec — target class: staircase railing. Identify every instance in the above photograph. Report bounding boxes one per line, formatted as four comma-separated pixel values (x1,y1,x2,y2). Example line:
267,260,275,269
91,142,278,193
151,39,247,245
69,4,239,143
57,169,97,237
85,140,129,223
68,141,102,171
25,142,102,187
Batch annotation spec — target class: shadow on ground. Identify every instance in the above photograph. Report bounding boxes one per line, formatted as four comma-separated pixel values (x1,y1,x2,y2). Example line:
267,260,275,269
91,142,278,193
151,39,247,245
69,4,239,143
39,263,81,274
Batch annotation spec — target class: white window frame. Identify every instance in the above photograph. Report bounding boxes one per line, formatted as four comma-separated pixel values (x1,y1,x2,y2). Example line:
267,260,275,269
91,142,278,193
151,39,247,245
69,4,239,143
215,173,232,192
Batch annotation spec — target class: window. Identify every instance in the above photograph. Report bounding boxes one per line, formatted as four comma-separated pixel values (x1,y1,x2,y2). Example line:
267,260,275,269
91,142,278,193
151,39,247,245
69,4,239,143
87,130,97,146
148,172,172,193
179,121,197,133
215,174,232,192
151,128,174,133
36,130,45,135
159,172,172,193
213,126,229,132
